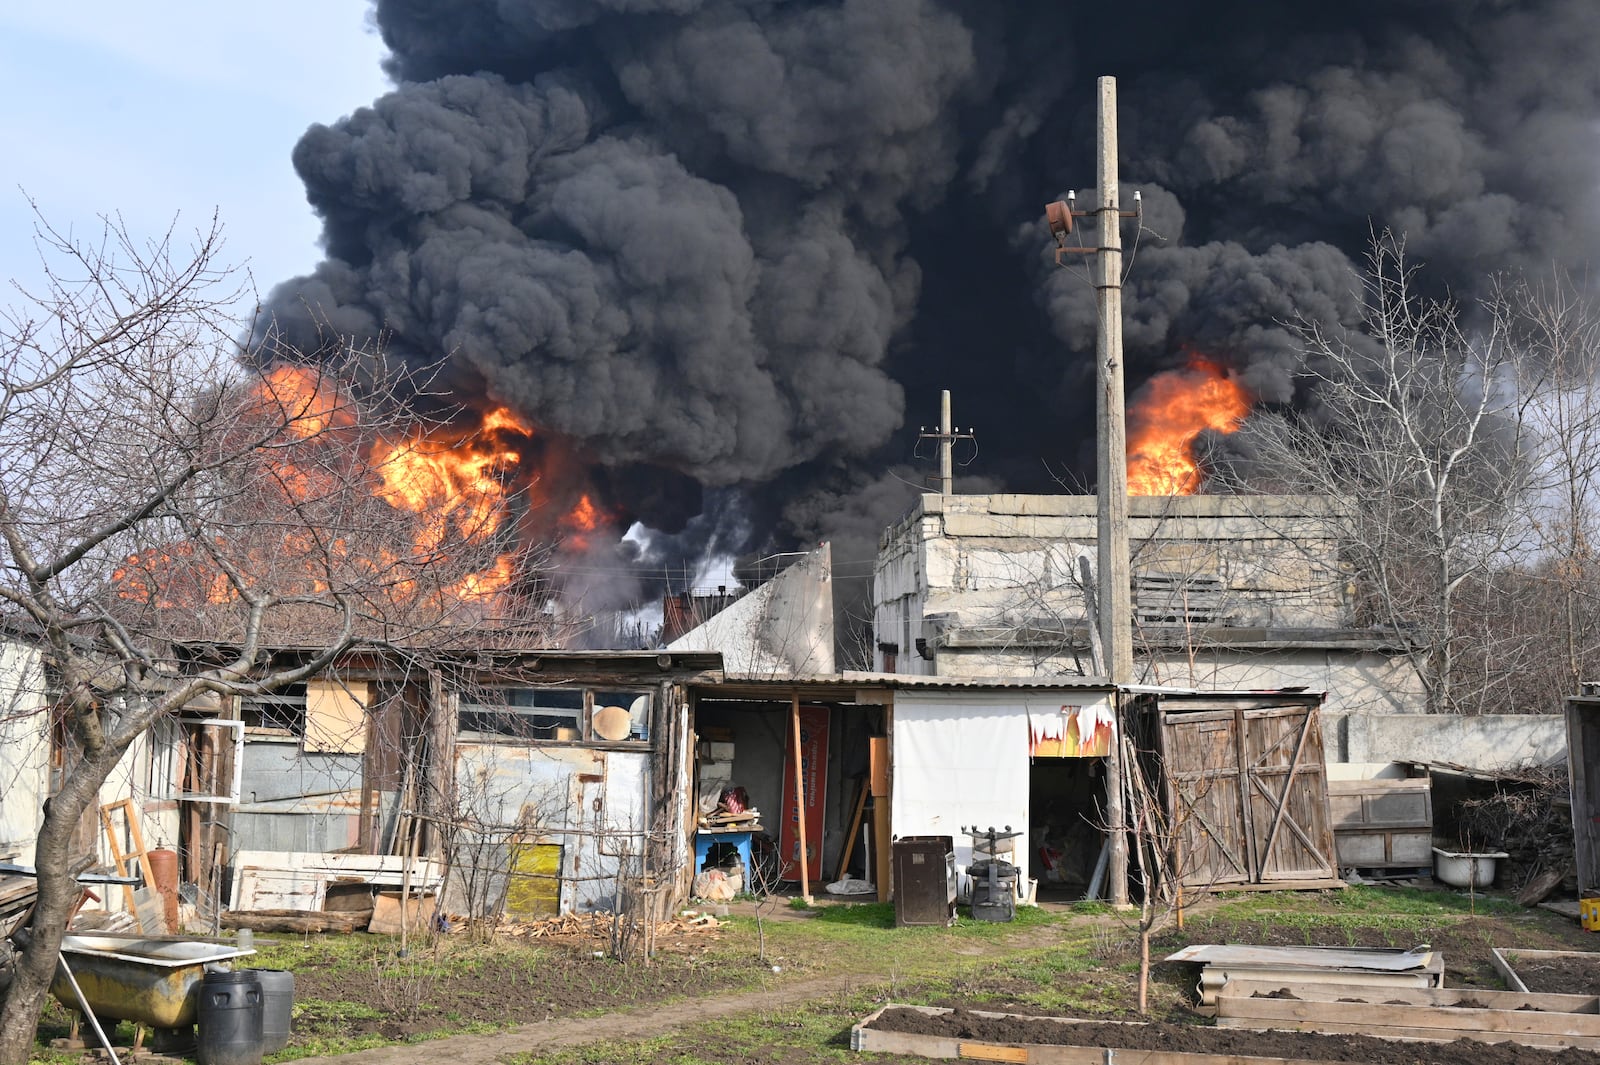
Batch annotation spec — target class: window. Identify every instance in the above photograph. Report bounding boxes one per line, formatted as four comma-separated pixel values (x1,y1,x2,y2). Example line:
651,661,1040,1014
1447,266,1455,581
457,687,654,742
240,684,307,735
593,690,651,741
460,687,585,740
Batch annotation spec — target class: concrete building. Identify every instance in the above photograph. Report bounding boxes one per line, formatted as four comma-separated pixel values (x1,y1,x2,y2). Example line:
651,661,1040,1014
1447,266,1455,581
872,493,1427,716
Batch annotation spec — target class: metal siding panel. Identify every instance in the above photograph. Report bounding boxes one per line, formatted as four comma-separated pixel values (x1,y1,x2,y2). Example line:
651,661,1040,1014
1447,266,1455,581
453,742,647,915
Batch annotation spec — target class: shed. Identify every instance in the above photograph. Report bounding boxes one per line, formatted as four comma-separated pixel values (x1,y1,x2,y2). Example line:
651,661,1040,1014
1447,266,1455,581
1130,689,1341,890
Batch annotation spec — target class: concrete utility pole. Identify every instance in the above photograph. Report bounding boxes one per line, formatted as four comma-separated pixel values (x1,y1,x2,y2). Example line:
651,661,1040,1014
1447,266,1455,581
1094,80,1133,688
1094,75,1133,911
1047,76,1136,908
939,390,954,495
919,390,974,495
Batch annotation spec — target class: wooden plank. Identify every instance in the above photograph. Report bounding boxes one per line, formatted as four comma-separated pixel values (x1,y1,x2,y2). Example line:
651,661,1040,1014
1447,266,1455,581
1219,978,1598,1012
222,909,370,933
1161,708,1250,888
1494,946,1600,994
1200,878,1345,892
99,798,158,927
1569,699,1600,897
1218,985,1600,1038
1243,706,1336,882
1216,1015,1600,1050
832,778,869,882
958,1042,1028,1062
850,1004,1377,1065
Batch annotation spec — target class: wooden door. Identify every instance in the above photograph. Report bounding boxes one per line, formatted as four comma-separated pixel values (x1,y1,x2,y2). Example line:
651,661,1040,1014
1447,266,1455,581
1160,702,1336,888
1240,706,1337,882
1159,709,1251,886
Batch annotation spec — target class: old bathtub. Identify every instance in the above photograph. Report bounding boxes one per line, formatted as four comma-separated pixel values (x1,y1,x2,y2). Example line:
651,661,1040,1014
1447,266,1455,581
50,935,255,1029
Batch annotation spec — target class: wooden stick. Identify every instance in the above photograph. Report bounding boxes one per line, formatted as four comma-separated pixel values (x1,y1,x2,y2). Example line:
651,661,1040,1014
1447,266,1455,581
833,778,869,882
790,694,811,903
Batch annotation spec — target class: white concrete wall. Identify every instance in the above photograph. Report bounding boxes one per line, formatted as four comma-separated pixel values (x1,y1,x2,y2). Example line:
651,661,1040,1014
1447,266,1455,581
875,494,1352,643
929,645,1424,718
872,493,1430,715
0,638,51,864
1322,712,1568,771
0,641,181,885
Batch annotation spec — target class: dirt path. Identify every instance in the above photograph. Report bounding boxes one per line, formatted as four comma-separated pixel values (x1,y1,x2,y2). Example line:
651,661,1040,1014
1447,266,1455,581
285,911,1073,1065
286,966,861,1065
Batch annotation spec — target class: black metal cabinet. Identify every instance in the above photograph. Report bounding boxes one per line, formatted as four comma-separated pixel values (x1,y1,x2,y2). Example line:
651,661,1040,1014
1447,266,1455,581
892,835,956,927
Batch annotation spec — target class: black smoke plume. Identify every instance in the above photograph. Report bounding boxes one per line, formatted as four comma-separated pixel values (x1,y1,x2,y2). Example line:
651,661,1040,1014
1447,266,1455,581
262,0,1600,618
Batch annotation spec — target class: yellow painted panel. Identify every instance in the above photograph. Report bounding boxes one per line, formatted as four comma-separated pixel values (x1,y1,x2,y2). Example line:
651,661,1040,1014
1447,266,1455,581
304,680,369,754
506,841,561,917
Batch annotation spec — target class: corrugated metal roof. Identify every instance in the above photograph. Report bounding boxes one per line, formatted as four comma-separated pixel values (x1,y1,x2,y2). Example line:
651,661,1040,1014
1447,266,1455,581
838,670,1115,690
707,672,1328,699
711,670,1113,692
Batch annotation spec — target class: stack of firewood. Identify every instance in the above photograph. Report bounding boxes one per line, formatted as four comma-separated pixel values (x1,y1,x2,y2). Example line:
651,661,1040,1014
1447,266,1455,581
698,807,762,831
491,910,723,939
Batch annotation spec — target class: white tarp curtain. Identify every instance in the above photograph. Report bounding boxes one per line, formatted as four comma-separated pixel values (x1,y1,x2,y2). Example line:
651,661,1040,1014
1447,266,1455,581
891,693,1033,881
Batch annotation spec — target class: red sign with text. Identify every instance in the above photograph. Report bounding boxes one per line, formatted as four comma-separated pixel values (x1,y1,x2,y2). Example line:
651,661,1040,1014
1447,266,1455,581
779,704,830,882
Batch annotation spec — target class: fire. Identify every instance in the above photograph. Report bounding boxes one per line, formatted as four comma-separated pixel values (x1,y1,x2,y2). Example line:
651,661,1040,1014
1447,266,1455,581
260,363,349,439
370,410,530,551
1126,357,1250,495
560,493,604,550
115,363,620,620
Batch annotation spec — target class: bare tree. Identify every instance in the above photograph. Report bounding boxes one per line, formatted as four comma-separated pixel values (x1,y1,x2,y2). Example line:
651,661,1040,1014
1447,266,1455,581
1223,233,1544,714
0,208,558,1062
1492,276,1600,709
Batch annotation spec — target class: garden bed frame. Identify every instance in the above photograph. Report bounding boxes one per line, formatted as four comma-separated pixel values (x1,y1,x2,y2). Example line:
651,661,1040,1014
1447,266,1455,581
852,1003,1365,1064
1215,978,1600,1050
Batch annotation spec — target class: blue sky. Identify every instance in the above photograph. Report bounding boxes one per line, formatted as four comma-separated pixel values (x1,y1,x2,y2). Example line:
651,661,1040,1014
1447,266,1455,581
0,2,389,307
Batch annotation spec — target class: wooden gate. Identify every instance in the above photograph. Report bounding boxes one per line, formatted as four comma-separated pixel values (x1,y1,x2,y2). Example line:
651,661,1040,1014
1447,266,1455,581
1155,698,1338,889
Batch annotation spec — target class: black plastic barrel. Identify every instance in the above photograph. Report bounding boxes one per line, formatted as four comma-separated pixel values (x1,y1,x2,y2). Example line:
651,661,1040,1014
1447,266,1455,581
250,969,294,1053
197,969,264,1065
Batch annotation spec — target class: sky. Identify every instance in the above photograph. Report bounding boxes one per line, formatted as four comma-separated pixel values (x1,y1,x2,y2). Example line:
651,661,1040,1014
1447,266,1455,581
0,2,389,309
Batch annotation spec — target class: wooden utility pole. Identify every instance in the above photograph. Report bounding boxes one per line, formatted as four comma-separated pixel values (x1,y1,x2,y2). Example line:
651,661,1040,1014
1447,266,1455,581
1094,76,1132,908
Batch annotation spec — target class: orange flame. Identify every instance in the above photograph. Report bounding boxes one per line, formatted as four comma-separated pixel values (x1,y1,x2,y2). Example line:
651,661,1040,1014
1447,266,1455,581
370,410,530,553
261,364,348,439
560,493,606,551
115,364,622,618
1126,358,1250,495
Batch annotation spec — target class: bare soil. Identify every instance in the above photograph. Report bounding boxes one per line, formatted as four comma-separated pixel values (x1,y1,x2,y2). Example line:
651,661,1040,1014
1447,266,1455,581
257,893,1600,1064
1504,950,1600,994
870,1005,1600,1064
290,933,772,1042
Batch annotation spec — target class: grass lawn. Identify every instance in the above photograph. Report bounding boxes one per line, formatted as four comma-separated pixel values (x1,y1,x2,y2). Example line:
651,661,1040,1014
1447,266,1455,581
25,885,1594,1063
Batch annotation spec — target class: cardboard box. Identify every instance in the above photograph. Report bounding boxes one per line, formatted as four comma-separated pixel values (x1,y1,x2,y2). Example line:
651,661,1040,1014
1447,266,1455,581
368,891,436,935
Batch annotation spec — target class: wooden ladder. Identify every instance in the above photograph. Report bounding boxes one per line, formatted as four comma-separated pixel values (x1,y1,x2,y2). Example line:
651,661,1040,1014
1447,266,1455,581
99,798,159,927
